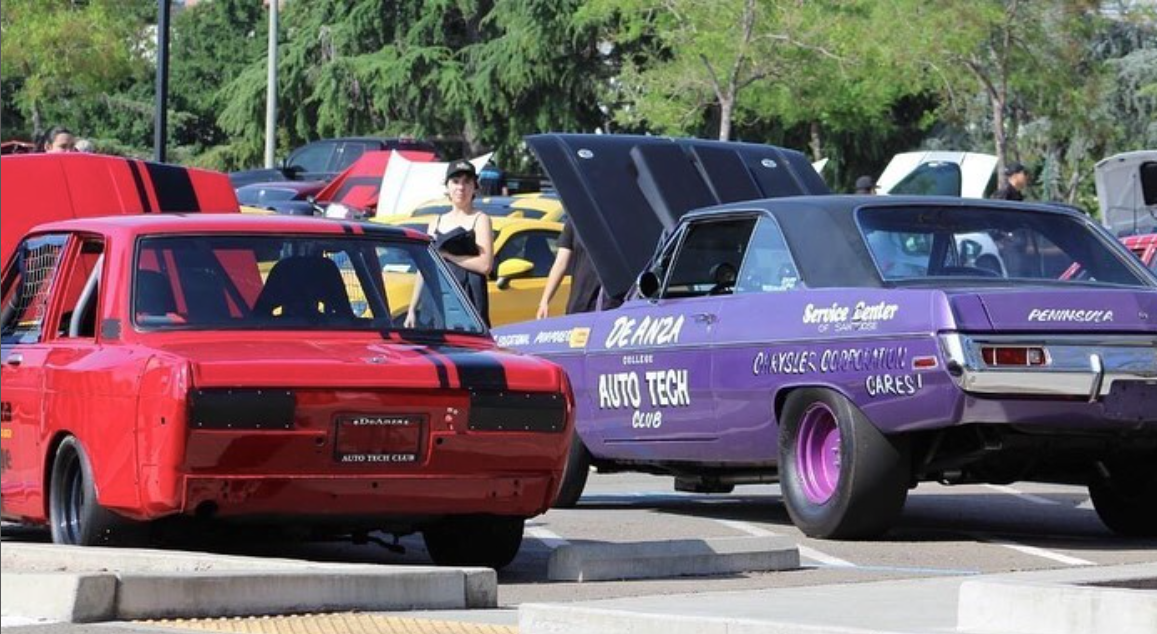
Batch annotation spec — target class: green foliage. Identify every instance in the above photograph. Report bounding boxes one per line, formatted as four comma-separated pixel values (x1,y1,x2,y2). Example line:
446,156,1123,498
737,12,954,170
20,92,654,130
1,0,152,138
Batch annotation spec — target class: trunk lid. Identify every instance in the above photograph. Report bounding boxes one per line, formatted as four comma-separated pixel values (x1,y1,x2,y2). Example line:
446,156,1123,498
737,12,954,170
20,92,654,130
948,288,1157,332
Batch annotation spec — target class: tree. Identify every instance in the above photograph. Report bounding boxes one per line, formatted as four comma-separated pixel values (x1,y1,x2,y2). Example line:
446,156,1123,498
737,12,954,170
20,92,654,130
211,0,606,171
0,0,151,138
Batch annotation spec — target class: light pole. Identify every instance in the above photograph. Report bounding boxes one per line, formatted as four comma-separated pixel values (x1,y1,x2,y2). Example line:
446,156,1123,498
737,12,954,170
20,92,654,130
154,0,171,163
264,0,279,168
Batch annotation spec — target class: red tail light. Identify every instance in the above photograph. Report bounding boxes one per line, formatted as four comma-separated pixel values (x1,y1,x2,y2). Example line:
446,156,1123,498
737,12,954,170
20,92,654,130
981,346,1048,367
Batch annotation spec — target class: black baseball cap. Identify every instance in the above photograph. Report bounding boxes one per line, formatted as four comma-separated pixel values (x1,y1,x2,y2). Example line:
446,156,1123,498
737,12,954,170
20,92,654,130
1004,161,1027,176
445,159,477,183
854,175,877,191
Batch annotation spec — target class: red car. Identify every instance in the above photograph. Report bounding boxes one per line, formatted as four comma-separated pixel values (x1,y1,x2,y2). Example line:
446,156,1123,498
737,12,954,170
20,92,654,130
1122,233,1157,273
0,212,572,569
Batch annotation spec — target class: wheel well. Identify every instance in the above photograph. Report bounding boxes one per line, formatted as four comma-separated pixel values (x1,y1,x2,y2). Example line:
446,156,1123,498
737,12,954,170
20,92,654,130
774,384,855,424
41,432,75,520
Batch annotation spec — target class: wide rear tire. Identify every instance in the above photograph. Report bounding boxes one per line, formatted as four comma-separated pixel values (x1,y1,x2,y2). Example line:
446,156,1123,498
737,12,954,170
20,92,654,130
1088,461,1156,538
423,515,524,570
49,437,144,546
778,388,910,539
553,431,591,508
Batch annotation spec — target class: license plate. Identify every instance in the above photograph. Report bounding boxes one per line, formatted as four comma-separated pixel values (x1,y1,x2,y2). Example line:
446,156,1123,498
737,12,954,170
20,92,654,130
334,414,424,464
1104,381,1157,423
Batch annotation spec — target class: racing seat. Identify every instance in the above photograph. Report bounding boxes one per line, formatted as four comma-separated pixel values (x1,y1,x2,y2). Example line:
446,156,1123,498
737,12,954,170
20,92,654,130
136,270,178,316
253,255,355,322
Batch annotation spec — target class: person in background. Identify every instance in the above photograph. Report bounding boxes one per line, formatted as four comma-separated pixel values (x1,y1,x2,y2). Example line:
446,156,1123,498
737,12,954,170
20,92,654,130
537,220,605,318
855,175,878,195
478,163,509,196
991,162,1030,201
73,139,94,153
405,159,494,327
40,126,75,153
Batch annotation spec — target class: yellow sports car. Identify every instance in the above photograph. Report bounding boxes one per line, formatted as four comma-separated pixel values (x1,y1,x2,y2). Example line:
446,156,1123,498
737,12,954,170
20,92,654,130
379,193,566,224
373,216,570,326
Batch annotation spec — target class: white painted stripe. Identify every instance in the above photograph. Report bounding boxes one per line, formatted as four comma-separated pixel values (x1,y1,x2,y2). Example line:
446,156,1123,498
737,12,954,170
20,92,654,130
988,539,1095,566
525,525,570,550
982,484,1061,505
714,519,855,568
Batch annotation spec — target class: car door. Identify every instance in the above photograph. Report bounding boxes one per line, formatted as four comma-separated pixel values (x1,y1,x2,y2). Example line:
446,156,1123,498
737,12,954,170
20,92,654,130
490,226,570,325
708,214,804,463
0,233,69,518
582,218,765,461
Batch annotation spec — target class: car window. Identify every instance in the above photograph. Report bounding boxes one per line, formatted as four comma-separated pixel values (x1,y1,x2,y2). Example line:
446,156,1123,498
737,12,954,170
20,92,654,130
494,230,558,279
735,216,801,292
55,238,105,339
236,186,300,207
332,142,374,173
133,235,485,334
286,142,336,175
1,234,69,345
663,217,758,298
889,162,963,197
858,206,1149,286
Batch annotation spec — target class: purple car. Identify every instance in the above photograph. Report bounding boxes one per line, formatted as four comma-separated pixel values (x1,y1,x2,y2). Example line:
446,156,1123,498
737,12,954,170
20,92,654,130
493,134,1157,540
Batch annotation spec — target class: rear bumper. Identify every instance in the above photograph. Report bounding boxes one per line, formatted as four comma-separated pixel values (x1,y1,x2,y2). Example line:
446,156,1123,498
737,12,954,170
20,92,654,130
940,333,1157,411
180,474,557,523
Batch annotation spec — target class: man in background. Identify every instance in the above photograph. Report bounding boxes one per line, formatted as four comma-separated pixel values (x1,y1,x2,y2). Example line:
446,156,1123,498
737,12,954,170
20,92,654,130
855,175,878,195
991,162,1030,201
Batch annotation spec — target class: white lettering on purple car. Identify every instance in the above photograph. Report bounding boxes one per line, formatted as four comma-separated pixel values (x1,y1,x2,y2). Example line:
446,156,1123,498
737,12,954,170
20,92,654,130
753,346,909,376
865,373,924,397
535,329,574,344
1027,308,1114,323
804,301,899,333
598,372,642,409
605,315,685,349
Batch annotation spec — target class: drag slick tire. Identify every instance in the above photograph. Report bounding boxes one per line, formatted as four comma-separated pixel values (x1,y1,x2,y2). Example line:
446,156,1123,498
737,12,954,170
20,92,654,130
778,388,910,539
423,515,524,569
49,436,143,546
1088,461,1156,538
553,431,591,508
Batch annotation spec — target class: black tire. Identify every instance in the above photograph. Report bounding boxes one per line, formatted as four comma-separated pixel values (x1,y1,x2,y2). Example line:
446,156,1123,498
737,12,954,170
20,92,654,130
778,388,910,539
553,431,591,508
49,437,143,546
1088,462,1157,538
423,515,524,569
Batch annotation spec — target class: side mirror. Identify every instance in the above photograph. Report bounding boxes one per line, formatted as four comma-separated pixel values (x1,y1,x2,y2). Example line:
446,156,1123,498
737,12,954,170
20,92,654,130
637,271,661,299
496,258,534,289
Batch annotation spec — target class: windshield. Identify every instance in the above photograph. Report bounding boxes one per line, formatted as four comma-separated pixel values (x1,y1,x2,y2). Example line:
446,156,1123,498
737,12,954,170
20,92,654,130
857,206,1149,287
133,235,485,334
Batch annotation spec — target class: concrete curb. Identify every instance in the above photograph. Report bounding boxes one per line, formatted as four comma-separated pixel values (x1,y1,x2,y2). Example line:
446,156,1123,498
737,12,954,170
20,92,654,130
0,543,496,623
547,536,800,582
958,572,1157,634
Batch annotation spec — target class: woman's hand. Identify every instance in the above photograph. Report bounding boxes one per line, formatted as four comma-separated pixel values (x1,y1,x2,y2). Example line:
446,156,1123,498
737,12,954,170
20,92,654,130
403,309,417,329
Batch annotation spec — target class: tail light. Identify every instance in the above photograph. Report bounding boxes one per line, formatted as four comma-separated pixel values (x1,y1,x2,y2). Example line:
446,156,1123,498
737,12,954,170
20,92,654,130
981,346,1049,367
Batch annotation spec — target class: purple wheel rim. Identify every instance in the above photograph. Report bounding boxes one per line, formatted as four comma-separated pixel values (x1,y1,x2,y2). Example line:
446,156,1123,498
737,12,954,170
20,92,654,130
796,402,841,504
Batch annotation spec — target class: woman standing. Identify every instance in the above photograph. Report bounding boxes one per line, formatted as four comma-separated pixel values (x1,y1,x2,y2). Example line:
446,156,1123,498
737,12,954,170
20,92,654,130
405,160,494,326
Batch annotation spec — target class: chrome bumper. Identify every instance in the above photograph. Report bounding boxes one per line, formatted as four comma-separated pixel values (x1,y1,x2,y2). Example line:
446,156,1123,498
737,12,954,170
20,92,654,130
939,333,1157,400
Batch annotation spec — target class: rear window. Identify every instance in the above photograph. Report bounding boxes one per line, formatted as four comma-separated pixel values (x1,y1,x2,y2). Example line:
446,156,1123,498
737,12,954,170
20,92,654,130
133,235,485,334
857,206,1149,287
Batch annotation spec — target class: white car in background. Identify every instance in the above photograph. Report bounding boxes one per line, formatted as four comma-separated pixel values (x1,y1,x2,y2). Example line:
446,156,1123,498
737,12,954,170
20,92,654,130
1096,150,1156,238
872,151,1007,276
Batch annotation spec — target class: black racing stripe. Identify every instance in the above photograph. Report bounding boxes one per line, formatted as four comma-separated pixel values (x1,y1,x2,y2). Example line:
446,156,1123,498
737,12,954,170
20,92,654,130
411,347,450,389
126,160,154,213
144,162,200,212
339,222,355,234
440,349,509,392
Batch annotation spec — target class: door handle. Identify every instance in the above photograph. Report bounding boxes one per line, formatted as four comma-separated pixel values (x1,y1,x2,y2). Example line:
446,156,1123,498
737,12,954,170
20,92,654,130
692,313,717,325
6,353,23,366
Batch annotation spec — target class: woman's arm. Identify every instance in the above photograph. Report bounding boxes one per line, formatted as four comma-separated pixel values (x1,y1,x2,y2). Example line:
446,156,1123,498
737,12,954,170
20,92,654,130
536,247,572,319
403,217,439,328
443,213,494,276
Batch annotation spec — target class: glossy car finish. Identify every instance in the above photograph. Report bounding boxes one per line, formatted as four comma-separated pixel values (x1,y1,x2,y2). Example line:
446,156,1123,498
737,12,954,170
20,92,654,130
377,216,571,326
493,134,1157,539
0,212,572,567
1,153,239,270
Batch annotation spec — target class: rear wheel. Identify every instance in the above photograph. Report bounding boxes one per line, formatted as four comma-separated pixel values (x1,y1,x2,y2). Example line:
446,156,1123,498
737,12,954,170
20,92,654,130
423,515,524,569
49,437,144,546
553,432,591,508
778,388,910,539
1088,461,1156,537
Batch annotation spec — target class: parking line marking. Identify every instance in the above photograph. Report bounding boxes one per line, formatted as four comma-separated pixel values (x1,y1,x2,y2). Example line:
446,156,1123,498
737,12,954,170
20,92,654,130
985,539,1095,566
525,524,570,550
982,484,1061,505
714,519,855,568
